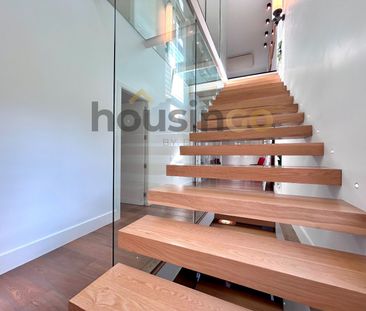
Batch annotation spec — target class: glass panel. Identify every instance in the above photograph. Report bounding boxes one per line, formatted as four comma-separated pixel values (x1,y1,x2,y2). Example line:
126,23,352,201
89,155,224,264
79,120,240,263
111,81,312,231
113,0,224,270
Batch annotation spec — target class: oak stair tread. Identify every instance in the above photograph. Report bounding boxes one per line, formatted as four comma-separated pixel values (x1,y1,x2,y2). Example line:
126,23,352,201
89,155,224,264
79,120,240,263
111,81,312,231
215,214,276,229
118,215,366,311
196,280,282,311
180,143,324,156
69,263,248,311
166,165,342,186
148,185,366,235
211,223,276,238
216,86,289,101
197,112,304,130
211,94,293,108
203,104,299,120
225,73,280,88
190,125,313,142
221,81,285,95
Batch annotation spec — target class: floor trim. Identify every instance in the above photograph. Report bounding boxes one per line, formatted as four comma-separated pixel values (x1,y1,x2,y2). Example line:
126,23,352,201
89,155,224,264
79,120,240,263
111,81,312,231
0,212,112,275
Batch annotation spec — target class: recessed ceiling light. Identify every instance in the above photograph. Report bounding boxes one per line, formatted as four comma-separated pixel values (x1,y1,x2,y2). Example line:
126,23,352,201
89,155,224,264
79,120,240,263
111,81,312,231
266,19,271,25
271,41,274,46
264,43,268,48
265,31,269,37
267,3,272,10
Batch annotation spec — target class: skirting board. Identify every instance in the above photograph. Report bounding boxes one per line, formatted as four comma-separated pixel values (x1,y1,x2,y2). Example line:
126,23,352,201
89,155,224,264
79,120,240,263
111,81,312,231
0,212,112,275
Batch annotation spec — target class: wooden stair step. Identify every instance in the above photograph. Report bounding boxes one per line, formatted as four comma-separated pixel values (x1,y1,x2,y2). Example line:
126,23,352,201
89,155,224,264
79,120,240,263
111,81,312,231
221,80,287,93
197,113,305,130
166,165,342,185
215,87,290,103
211,223,276,239
118,216,366,311
225,74,281,89
190,125,313,142
196,280,282,311
215,214,276,229
221,81,285,95
69,263,248,311
203,104,299,120
180,143,324,156
212,94,293,107
148,185,366,235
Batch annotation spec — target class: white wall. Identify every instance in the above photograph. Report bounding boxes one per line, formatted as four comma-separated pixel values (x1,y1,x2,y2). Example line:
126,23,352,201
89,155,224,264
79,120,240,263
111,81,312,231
0,0,115,274
277,0,366,255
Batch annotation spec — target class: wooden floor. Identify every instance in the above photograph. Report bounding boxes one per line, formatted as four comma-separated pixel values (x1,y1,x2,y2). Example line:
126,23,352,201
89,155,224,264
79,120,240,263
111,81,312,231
0,204,193,311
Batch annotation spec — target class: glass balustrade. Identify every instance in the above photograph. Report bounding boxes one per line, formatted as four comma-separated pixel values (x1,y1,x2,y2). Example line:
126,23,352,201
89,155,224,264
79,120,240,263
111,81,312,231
112,0,224,273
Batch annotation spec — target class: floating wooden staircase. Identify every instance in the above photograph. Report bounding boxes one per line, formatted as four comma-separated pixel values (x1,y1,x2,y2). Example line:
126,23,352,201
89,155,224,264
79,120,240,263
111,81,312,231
71,73,366,311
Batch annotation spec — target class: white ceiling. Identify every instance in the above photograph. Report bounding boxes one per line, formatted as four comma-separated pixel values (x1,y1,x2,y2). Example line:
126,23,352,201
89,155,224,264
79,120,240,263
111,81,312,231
224,0,273,78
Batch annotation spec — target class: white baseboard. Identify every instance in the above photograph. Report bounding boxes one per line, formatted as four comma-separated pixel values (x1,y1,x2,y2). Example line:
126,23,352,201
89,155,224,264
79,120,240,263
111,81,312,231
0,212,112,275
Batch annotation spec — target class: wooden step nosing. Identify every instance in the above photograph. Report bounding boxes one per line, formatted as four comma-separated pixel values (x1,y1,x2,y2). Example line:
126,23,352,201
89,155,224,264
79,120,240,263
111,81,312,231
204,104,299,120
180,143,325,156
166,165,342,186
197,113,305,130
190,125,314,142
211,96,294,109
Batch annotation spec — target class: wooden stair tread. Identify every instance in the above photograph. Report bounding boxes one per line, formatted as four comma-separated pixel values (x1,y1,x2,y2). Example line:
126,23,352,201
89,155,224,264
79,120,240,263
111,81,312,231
221,81,285,95
211,223,276,238
204,104,299,120
225,73,280,88
197,113,305,130
211,94,293,108
166,165,342,186
217,82,288,99
190,125,313,142
196,281,282,311
217,85,288,101
69,263,248,311
148,185,366,235
215,214,276,229
180,143,324,156
118,216,366,311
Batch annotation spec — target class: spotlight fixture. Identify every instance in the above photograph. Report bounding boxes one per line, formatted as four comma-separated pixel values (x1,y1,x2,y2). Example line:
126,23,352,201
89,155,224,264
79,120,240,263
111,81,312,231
264,43,268,48
272,0,285,25
271,41,274,46
265,31,269,37
267,3,272,10
266,18,271,25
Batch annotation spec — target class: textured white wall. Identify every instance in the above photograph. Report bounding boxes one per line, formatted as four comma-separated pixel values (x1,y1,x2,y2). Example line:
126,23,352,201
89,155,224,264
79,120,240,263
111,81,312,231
0,0,114,274
277,0,366,255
